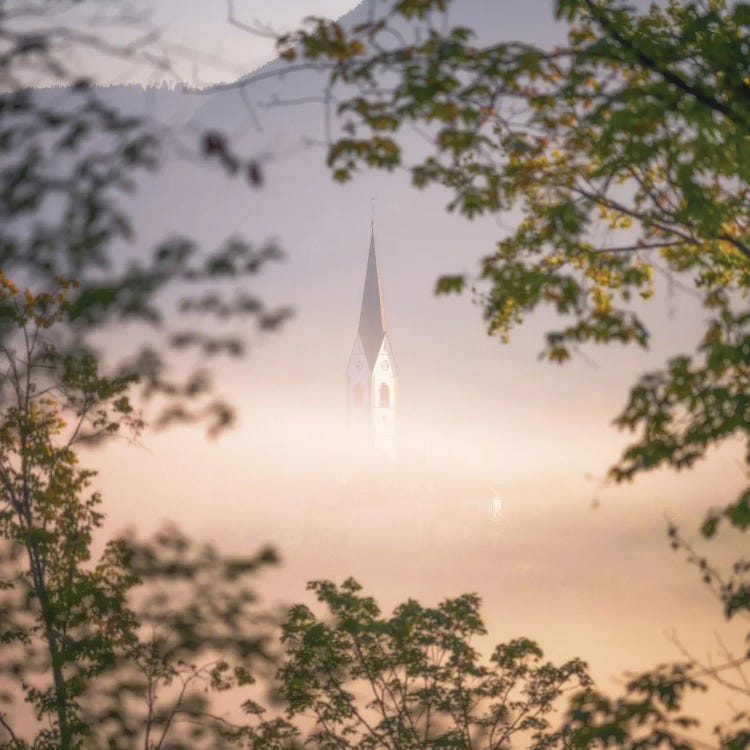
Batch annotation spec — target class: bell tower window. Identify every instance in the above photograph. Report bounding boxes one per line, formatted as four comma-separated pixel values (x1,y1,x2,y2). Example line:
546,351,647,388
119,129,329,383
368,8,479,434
379,382,390,408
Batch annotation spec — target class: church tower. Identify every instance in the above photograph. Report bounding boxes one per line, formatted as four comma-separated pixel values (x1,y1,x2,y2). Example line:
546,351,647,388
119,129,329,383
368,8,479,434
347,225,398,456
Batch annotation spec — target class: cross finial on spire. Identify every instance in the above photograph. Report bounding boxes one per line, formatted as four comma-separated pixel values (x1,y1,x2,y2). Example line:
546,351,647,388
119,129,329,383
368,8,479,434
371,197,375,229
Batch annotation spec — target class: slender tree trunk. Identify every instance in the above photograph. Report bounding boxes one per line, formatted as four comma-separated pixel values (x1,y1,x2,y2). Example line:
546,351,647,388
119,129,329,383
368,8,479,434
27,539,71,749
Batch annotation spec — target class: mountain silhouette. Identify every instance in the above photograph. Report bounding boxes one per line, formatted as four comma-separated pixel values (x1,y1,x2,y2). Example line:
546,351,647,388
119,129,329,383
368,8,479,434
191,0,564,138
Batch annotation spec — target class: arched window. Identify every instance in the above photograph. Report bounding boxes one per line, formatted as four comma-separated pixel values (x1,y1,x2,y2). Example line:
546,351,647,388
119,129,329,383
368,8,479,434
353,383,364,407
379,382,390,408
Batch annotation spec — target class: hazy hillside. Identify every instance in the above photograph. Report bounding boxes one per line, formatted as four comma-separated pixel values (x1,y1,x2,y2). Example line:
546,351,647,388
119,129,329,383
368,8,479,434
191,0,567,137
26,83,201,129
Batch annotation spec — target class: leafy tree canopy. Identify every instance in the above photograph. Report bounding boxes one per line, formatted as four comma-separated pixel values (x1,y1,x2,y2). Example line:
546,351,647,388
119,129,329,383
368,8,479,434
0,278,280,748
274,577,590,750
275,0,750,531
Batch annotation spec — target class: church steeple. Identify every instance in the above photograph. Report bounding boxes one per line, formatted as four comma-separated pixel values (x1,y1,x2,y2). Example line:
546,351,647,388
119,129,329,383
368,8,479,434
347,222,398,457
357,229,387,370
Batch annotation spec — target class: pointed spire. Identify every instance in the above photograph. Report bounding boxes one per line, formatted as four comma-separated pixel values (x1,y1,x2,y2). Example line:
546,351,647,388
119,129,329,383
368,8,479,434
358,227,387,370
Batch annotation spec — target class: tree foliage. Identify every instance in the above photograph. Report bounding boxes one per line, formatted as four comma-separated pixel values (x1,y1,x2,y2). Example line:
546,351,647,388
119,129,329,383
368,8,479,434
0,7,298,741
274,577,590,750
0,2,292,435
0,277,279,749
267,0,750,746
9,0,750,747
276,0,750,526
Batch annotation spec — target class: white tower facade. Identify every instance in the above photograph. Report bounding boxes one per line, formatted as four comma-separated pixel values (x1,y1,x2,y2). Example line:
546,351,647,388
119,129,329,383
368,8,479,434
347,227,398,456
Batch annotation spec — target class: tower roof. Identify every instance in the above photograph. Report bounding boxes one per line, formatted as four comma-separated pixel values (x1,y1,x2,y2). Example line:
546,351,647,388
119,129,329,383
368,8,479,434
358,228,387,369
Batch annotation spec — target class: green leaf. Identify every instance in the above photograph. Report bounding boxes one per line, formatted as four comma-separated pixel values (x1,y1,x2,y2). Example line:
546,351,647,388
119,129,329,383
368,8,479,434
435,274,466,295
68,286,118,321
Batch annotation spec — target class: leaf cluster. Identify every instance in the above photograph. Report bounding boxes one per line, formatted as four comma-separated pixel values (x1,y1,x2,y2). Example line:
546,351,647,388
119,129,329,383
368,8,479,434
275,577,590,750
